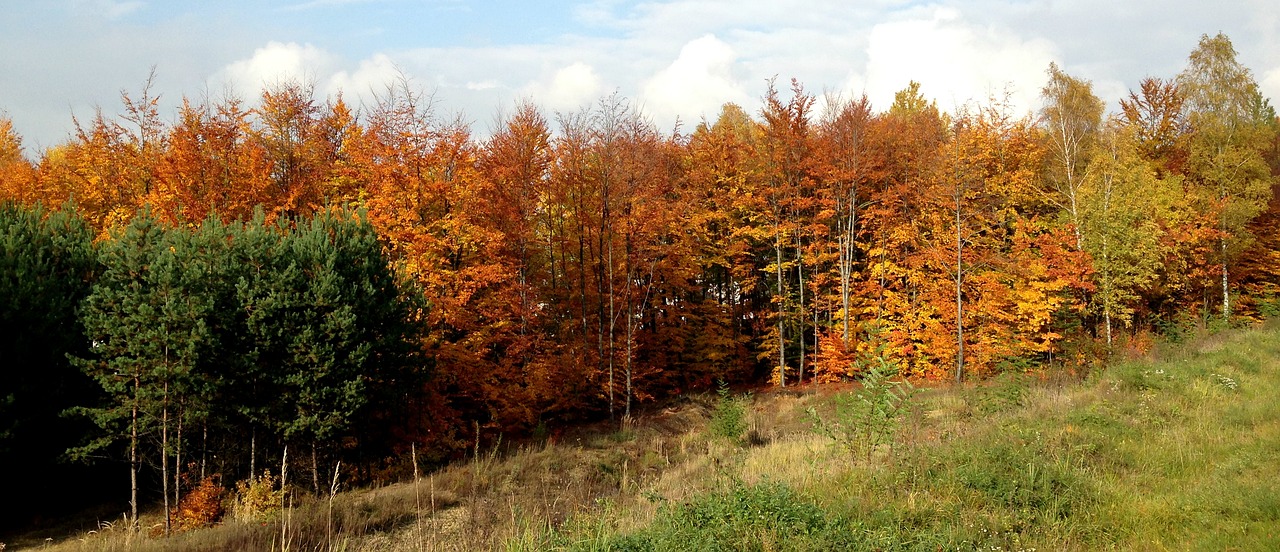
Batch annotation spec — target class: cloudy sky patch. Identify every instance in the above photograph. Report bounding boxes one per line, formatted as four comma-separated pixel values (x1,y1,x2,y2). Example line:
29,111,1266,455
2,1,1278,150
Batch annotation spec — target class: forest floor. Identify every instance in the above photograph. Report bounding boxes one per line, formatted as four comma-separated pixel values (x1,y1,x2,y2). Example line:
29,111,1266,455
16,322,1280,551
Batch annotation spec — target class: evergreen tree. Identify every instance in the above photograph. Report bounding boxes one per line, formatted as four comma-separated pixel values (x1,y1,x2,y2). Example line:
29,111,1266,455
0,203,99,529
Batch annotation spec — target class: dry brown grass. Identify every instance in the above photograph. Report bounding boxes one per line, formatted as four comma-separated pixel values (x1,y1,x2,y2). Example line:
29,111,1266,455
37,379,1025,551
31,391,758,551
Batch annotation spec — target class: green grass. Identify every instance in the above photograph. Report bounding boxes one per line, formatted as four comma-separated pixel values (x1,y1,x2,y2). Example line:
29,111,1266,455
27,323,1280,551
560,323,1280,551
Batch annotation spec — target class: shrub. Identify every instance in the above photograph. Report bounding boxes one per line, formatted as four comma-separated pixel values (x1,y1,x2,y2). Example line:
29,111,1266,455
172,476,227,532
231,471,285,522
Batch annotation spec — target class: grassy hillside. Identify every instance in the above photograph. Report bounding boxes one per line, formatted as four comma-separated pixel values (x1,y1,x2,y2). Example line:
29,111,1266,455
15,323,1280,551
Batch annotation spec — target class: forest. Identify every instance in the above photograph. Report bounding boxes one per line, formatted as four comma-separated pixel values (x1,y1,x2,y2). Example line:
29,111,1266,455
1,32,1277,535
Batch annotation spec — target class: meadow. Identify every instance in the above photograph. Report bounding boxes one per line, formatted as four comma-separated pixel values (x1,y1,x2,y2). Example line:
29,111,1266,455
12,322,1280,551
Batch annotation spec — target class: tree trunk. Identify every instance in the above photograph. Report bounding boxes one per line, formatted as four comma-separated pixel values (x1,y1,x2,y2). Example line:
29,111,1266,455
796,232,805,385
200,421,207,480
162,382,171,536
955,173,965,384
1101,175,1114,349
249,427,256,480
608,226,616,420
811,308,818,385
775,226,786,387
312,442,320,495
175,402,183,511
840,193,855,343
625,300,633,420
130,372,139,530
1222,247,1230,320
623,232,632,420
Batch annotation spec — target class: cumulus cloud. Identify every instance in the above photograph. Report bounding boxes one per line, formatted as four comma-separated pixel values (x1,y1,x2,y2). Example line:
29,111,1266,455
856,7,1058,115
523,62,603,113
326,53,401,103
216,43,405,107
640,34,752,128
218,41,337,98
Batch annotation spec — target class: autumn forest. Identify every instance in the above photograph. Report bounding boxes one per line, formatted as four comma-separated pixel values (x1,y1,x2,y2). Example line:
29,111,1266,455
1,33,1278,533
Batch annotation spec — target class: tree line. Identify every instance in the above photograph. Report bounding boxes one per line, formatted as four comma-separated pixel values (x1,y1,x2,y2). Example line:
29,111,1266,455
0,32,1277,530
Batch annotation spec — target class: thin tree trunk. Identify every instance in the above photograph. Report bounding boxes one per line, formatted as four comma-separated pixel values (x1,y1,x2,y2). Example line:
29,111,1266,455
175,402,183,509
796,232,805,386
625,252,656,420
608,227,616,420
579,210,589,349
840,195,855,343
1222,247,1230,320
1102,172,1114,349
623,231,632,420
1103,255,1113,348
625,300,633,420
249,427,256,480
312,442,320,495
162,381,171,536
810,308,818,385
201,421,207,480
955,169,965,384
776,225,786,387
130,372,139,530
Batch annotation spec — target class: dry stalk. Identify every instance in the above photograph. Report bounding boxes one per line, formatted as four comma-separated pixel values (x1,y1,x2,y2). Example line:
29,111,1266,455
409,443,424,552
279,446,291,552
328,460,342,551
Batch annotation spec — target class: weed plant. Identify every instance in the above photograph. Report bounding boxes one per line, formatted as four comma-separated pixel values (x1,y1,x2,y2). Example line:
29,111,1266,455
708,381,748,446
807,353,915,460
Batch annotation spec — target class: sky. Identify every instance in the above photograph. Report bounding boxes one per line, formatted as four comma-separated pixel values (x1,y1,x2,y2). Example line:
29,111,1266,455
2,0,1278,152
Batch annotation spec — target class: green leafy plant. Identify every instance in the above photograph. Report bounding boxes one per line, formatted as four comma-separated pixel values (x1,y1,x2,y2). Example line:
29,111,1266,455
808,354,915,460
708,381,748,446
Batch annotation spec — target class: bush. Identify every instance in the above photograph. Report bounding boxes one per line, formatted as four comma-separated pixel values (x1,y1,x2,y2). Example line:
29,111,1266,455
172,476,227,532
231,471,285,522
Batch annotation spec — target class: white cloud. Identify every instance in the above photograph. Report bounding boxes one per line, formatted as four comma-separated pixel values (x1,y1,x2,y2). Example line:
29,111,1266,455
523,62,603,113
7,0,1280,150
217,42,406,109
856,7,1058,115
1262,67,1280,108
640,34,751,128
326,53,401,103
218,42,338,99
466,80,500,91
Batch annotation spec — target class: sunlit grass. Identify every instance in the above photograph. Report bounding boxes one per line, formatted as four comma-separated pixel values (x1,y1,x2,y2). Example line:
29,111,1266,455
28,323,1280,551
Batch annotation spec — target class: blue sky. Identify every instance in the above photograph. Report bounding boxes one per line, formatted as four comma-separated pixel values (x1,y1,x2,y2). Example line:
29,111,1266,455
2,0,1278,152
